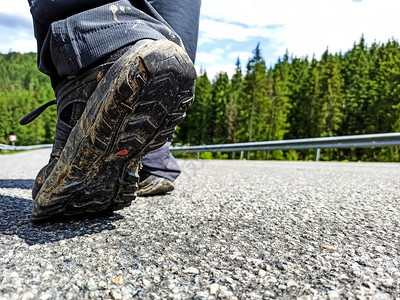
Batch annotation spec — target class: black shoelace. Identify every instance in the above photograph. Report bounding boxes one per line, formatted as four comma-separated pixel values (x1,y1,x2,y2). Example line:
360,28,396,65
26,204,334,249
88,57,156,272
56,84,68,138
20,99,57,125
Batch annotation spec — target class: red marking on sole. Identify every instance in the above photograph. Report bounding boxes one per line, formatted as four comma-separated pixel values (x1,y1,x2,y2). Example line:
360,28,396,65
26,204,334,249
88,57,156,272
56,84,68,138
116,149,129,156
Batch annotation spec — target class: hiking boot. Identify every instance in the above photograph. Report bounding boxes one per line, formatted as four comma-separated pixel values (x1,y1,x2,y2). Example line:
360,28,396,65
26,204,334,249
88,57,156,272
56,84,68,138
24,39,196,221
137,174,175,196
22,45,134,200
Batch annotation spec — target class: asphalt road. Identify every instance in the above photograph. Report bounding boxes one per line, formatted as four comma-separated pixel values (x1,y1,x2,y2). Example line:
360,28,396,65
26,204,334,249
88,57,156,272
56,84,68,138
0,149,399,300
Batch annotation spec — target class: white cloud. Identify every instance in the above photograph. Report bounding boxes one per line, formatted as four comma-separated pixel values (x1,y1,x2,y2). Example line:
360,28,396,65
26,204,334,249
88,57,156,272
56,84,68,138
199,18,277,45
0,38,36,53
196,48,226,64
9,39,36,53
201,0,293,27
196,52,219,64
195,63,237,80
0,0,32,29
200,0,400,59
1,0,31,18
195,51,252,79
272,0,400,58
0,0,35,53
228,51,253,62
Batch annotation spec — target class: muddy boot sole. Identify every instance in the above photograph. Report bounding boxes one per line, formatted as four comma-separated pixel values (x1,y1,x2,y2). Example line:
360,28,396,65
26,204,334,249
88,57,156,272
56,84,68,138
32,40,196,221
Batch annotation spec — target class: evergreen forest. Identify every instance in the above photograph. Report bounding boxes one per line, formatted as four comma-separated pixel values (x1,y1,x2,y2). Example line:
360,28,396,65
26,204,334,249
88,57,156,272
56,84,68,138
1,36,400,161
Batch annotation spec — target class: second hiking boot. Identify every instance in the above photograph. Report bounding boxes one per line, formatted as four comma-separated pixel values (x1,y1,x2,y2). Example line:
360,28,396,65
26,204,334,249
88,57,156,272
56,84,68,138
31,39,196,221
137,174,175,196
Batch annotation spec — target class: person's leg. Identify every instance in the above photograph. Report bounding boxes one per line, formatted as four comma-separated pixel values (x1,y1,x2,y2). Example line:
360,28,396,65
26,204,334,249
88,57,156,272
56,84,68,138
141,141,180,181
25,0,197,220
147,0,201,63
28,0,184,87
25,0,190,163
139,0,201,188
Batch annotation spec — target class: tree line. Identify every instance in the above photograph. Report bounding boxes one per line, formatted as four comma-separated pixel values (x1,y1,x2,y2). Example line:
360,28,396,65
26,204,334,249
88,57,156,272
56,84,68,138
1,36,400,161
0,52,56,146
175,36,400,161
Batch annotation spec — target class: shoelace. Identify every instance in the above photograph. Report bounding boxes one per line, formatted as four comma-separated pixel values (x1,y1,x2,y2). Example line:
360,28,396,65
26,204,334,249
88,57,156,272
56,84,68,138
20,99,57,125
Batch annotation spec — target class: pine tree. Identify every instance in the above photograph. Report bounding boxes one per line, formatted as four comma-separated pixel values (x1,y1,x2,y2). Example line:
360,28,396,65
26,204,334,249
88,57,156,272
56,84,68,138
237,44,271,159
319,51,344,138
175,70,213,145
239,44,267,143
266,53,292,159
226,58,243,145
211,72,230,144
342,36,372,136
286,56,310,139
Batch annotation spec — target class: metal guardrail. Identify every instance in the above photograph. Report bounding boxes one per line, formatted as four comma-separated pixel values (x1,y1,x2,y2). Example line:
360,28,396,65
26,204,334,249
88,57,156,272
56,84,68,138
2,133,400,161
170,133,400,161
0,143,53,151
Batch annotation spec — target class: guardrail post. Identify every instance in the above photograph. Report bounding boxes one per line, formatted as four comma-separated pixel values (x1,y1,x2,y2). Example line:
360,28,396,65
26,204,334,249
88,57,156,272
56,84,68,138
197,152,200,159
315,148,321,161
240,151,244,160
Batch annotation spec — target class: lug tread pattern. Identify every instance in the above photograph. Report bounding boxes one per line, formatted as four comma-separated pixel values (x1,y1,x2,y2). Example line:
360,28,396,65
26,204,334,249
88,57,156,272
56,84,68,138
32,40,196,221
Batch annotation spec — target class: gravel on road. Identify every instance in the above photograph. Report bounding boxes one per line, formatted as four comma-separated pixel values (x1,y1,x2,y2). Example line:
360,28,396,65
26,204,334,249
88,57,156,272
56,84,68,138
0,149,399,299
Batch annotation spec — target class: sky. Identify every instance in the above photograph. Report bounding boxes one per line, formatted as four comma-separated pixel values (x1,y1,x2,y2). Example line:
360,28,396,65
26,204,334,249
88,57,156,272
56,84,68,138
1,0,400,79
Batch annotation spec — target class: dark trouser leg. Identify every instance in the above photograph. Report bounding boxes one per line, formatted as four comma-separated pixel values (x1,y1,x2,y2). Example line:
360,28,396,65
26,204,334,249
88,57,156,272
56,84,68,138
140,141,180,181
141,0,201,181
29,0,201,182
147,0,201,63
28,0,185,85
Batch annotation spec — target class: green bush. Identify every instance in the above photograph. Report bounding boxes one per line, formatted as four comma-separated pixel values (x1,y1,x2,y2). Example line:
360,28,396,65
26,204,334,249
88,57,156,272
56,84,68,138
200,152,213,159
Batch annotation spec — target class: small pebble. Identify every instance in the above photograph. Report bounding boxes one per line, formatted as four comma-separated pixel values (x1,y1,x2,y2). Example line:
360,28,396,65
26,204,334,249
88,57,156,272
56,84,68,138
111,275,123,285
209,283,219,295
328,290,341,300
182,267,199,274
